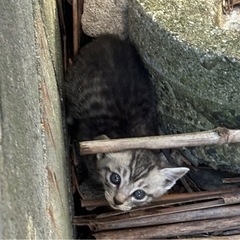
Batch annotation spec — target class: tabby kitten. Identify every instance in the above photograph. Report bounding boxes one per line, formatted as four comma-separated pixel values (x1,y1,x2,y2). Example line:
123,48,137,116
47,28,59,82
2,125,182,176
65,35,189,211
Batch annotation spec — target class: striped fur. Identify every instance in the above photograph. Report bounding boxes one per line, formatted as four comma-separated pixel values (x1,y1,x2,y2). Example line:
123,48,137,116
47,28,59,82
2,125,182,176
97,148,188,211
65,35,189,211
65,35,157,140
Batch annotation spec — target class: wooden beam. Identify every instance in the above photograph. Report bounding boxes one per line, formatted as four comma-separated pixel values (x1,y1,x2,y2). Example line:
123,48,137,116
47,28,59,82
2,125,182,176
79,128,240,155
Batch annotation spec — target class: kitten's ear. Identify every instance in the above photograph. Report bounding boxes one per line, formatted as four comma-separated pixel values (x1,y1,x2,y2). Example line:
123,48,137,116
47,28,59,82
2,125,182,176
96,153,105,160
94,134,110,140
95,135,110,160
161,167,189,190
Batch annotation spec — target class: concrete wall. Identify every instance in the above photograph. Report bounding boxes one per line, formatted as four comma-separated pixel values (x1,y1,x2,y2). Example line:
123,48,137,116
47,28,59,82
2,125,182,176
129,0,240,173
0,0,72,239
81,0,129,39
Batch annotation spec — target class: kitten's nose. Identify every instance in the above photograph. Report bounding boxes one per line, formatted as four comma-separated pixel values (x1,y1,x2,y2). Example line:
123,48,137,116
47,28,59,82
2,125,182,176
113,197,124,205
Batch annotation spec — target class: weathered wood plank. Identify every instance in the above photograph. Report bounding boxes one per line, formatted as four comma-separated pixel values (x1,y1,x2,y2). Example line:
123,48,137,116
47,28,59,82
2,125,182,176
80,128,240,155
93,216,240,239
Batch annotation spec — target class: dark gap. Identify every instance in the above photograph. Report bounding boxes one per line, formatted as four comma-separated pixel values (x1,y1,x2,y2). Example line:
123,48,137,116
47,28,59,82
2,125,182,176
59,1,95,239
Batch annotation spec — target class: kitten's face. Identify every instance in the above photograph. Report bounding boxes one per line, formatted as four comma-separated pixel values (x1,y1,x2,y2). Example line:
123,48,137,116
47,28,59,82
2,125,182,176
97,150,189,211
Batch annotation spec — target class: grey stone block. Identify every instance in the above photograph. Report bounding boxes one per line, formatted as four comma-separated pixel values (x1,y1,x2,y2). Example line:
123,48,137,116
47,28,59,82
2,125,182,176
81,0,129,39
129,0,240,173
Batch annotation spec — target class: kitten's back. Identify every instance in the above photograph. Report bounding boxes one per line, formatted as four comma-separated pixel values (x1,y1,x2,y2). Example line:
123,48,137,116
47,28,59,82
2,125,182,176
65,35,157,140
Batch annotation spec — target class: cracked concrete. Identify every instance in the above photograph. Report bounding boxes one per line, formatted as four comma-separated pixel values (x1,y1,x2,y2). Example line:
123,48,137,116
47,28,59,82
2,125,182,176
129,0,240,173
0,0,72,238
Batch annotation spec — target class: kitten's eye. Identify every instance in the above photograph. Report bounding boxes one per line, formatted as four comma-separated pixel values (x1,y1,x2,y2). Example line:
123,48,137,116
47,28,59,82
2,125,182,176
110,172,121,185
132,189,146,200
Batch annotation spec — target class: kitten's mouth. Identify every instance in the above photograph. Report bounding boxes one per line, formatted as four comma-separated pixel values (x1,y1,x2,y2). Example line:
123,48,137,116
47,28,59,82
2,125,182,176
109,202,132,211
104,192,132,211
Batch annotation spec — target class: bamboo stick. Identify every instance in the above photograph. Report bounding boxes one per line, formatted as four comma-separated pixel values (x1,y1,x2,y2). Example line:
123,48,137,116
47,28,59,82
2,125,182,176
77,0,83,48
91,205,240,232
74,191,240,231
80,188,238,208
222,177,240,183
79,128,240,155
96,189,240,220
72,0,79,58
220,228,240,236
93,216,240,239
171,236,240,240
74,199,224,226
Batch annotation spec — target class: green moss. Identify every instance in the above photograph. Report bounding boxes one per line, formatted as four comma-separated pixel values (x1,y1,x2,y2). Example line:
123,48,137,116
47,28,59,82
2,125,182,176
129,0,240,173
135,0,240,59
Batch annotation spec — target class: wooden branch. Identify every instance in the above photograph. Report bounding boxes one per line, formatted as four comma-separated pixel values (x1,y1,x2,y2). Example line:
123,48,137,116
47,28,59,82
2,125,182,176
93,216,240,239
72,0,79,58
222,177,240,184
76,205,240,232
80,188,238,208
77,0,83,50
79,127,240,155
168,229,240,238
149,236,240,240
74,189,240,231
76,199,224,226
76,189,240,238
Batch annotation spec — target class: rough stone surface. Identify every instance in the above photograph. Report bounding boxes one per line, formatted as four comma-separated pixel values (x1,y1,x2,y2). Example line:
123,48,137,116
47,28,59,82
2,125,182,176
0,1,72,239
81,0,129,39
129,0,240,173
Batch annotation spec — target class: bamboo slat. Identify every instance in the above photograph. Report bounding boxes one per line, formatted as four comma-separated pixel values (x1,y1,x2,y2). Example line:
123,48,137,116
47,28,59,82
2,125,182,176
80,128,240,155
93,216,240,239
